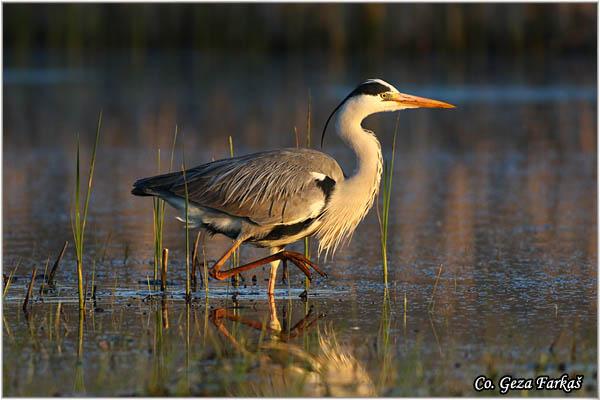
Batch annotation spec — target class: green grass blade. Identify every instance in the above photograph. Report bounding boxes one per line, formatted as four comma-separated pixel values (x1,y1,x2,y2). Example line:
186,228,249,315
378,113,400,288
80,110,102,246
169,125,178,172
71,110,102,310
75,133,81,260
304,89,311,290
228,136,240,274
182,162,191,300
161,125,178,218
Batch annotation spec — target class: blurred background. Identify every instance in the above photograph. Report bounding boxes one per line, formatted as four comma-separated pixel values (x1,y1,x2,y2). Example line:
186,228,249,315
4,3,596,150
2,3,597,396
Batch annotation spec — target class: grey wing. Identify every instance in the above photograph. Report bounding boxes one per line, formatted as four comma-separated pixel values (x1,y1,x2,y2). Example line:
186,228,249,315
169,148,344,226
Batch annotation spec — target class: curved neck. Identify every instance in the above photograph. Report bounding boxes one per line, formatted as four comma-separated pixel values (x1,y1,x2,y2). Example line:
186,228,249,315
335,101,383,184
313,100,385,257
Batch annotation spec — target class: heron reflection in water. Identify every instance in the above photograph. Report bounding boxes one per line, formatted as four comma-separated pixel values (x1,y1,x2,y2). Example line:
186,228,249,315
210,295,375,397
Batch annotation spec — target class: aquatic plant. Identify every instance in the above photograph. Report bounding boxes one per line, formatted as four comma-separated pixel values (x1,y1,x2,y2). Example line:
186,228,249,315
153,126,178,281
291,89,313,293
229,136,240,284
71,110,102,310
304,90,311,292
202,234,209,297
377,113,399,288
22,267,38,312
181,160,191,302
191,232,201,285
3,258,20,299
428,263,444,312
161,248,168,292
46,241,68,287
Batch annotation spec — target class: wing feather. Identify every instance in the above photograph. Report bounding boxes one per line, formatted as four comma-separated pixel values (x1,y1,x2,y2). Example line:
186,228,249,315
166,148,344,226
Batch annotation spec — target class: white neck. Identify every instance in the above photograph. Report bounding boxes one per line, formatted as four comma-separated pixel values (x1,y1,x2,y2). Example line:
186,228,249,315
314,99,385,257
335,100,383,186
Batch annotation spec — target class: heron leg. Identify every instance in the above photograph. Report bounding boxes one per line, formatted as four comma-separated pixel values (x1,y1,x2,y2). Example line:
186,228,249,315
208,240,244,280
267,247,282,295
209,245,326,286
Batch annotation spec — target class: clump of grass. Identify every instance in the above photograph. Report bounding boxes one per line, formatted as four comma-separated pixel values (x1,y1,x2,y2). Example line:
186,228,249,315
153,126,178,281
376,113,399,288
71,110,102,310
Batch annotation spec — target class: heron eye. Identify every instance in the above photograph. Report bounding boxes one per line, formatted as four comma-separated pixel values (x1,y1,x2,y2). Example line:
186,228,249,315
380,93,387,99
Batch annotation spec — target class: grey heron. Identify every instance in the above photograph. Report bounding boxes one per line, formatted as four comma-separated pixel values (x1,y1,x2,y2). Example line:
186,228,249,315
132,78,454,294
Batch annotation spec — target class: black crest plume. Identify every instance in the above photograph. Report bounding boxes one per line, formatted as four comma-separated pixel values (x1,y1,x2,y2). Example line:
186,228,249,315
321,80,391,147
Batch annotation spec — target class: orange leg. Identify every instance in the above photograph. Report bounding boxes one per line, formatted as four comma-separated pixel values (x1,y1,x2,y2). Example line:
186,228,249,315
267,257,280,295
209,241,327,289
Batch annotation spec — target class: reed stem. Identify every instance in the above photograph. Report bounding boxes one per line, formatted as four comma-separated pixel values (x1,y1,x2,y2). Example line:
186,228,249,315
202,234,209,297
72,110,102,310
153,125,178,281
228,136,241,284
377,113,399,288
161,248,169,292
3,258,20,299
23,267,38,313
191,231,201,285
304,89,312,291
47,240,68,286
181,163,191,302
428,263,444,311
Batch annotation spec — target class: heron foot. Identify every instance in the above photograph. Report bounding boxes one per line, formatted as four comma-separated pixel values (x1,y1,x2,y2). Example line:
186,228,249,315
277,251,327,281
208,242,327,285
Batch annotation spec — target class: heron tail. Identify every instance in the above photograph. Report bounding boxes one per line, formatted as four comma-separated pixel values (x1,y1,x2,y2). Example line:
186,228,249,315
131,170,182,197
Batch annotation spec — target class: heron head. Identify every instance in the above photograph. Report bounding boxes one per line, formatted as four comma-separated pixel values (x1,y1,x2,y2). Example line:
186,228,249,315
321,78,454,147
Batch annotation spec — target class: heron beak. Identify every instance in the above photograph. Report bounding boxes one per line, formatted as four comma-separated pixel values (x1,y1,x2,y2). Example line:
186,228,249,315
386,92,455,109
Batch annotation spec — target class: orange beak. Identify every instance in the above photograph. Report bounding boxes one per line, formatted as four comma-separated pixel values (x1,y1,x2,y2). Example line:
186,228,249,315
385,92,455,109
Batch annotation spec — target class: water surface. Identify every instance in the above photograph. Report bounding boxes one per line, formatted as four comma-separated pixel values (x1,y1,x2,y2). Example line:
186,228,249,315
3,53,597,396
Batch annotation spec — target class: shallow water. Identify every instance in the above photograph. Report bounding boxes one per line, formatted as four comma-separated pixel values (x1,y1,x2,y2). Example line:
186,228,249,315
3,52,597,396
